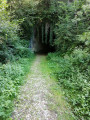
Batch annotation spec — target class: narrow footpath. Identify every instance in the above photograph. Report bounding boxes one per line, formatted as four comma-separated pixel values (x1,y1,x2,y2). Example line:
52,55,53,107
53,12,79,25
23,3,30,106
12,55,74,120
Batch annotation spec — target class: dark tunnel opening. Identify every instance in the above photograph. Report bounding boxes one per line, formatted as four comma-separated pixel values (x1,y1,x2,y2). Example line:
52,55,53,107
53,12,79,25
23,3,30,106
36,43,55,54
31,23,55,54
32,39,55,54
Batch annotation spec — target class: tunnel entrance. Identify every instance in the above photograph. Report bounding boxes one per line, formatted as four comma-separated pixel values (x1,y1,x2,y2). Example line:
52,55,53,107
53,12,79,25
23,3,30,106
32,41,55,54
31,23,55,54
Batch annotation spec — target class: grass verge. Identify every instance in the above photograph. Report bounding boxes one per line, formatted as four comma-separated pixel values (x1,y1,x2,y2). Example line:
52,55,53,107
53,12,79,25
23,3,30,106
40,56,75,120
46,52,90,120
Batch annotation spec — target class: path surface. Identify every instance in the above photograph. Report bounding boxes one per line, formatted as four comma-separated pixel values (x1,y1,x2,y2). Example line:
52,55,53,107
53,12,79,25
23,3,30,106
12,55,74,120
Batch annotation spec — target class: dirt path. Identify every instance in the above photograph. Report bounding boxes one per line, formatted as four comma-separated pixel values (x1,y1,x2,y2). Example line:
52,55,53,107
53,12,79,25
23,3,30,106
12,55,74,120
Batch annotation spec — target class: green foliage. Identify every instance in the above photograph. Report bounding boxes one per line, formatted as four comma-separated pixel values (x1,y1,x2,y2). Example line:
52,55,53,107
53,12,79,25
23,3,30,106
54,1,90,53
0,20,20,62
47,52,90,120
7,0,38,39
0,0,90,119
0,1,35,119
0,54,34,119
48,3,90,119
0,0,21,63
0,0,32,63
8,0,58,43
78,31,90,51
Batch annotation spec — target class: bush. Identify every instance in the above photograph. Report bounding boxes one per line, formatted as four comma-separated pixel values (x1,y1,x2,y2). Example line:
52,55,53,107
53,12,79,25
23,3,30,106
15,40,32,58
47,52,90,120
54,1,90,54
0,2,35,119
49,2,90,119
0,54,34,119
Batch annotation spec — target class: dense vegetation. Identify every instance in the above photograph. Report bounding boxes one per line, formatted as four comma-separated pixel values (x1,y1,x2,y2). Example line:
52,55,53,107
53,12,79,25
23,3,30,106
0,0,34,119
47,0,90,119
0,0,90,119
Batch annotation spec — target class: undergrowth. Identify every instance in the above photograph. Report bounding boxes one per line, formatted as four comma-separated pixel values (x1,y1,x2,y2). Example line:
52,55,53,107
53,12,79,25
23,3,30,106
0,53,35,120
40,56,75,120
0,1,35,119
47,52,90,120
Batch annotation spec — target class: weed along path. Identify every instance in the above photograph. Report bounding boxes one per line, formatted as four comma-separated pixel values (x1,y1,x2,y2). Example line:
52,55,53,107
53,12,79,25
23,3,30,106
12,55,74,120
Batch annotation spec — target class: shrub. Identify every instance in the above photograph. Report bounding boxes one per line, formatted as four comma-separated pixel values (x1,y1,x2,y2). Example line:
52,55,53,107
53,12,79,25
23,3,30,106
0,54,34,119
47,52,90,120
